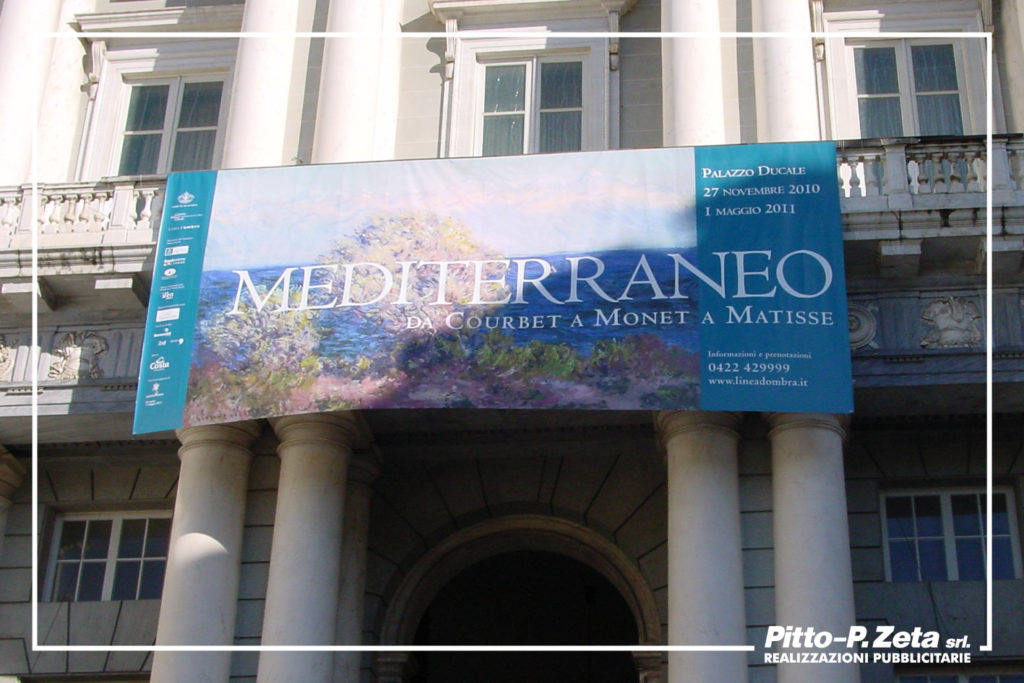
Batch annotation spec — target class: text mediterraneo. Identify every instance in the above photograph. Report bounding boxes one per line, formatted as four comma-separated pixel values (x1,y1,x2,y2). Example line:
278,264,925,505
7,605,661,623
225,250,837,330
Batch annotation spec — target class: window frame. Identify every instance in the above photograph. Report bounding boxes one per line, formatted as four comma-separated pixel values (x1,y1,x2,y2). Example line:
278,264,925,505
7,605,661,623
843,37,970,138
78,39,236,180
115,75,228,177
477,53,586,156
43,509,173,603
447,35,609,157
820,8,989,140
880,487,1024,583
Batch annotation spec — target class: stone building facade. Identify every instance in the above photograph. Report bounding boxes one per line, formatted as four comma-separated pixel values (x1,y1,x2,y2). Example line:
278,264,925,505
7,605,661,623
0,0,1022,681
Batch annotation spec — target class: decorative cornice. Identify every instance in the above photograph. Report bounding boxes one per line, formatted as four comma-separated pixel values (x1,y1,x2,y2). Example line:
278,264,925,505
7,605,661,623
74,5,244,34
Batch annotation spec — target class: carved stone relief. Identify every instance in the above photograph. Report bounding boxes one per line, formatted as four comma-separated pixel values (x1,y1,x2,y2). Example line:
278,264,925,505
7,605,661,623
0,335,14,382
48,331,108,380
920,296,983,349
848,303,878,350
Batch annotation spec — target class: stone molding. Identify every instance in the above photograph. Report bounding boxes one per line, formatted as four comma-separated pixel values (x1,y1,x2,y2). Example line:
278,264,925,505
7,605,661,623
655,410,743,446
764,412,849,441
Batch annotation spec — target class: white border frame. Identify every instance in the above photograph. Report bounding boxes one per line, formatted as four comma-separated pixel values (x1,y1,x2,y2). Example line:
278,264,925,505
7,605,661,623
29,28,995,657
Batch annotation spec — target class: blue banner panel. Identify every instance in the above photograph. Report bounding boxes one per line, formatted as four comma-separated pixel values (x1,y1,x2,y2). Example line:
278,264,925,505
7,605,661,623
133,144,850,434
695,141,852,413
133,171,217,434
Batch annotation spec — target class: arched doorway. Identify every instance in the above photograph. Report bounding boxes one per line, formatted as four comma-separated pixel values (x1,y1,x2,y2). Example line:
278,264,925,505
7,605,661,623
411,550,638,682
378,515,664,682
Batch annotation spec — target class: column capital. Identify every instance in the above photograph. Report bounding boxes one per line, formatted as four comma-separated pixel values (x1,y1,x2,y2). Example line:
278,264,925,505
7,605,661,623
764,412,849,441
176,420,262,456
655,410,742,446
270,411,361,451
0,448,26,506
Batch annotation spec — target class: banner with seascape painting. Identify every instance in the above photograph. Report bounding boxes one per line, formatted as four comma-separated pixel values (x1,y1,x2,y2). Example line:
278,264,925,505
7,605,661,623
133,142,852,434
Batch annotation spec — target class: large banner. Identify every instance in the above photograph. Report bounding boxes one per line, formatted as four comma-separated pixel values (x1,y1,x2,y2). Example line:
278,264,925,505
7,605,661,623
134,142,852,434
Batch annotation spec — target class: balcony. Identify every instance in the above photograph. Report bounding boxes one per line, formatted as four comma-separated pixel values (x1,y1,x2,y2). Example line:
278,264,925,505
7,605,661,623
0,137,1020,314
0,179,163,314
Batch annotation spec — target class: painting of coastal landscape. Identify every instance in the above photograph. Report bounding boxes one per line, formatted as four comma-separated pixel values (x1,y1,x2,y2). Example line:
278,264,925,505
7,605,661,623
180,149,701,425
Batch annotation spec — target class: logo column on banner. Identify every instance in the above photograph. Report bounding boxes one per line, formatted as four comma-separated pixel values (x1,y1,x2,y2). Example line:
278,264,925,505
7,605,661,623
133,171,217,434
694,141,852,413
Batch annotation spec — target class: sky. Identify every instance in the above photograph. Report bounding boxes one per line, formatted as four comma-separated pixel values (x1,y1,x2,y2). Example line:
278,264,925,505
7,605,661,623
200,147,699,270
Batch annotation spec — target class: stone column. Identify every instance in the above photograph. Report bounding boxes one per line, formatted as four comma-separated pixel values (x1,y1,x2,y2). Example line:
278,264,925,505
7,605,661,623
151,421,261,683
661,0,727,146
312,0,402,163
766,413,858,683
0,0,61,184
256,412,359,683
334,455,380,682
656,411,748,683
220,0,305,169
751,0,820,142
0,448,26,561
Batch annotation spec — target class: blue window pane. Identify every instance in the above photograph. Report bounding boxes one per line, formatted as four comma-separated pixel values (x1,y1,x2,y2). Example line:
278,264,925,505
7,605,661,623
484,66,525,113
111,560,140,600
139,561,166,599
889,539,918,581
859,98,903,138
119,134,162,175
886,497,914,538
53,563,79,602
968,677,997,683
952,493,981,535
993,537,1016,580
855,47,899,94
177,81,222,128
915,495,943,536
58,521,86,560
540,62,582,109
84,520,112,560
118,519,146,559
917,94,963,136
912,44,958,92
539,111,581,153
918,538,948,581
171,129,216,171
145,518,171,557
77,562,105,601
956,537,984,580
991,493,1010,535
482,115,524,156
125,85,168,132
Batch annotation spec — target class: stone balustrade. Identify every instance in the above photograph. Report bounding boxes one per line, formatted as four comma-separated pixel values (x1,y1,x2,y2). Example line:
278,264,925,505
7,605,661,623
836,135,1023,211
0,179,164,249
0,137,1017,255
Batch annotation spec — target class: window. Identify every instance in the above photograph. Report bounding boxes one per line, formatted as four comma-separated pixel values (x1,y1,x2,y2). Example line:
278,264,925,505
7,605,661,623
446,36,608,158
481,58,583,156
882,489,1022,582
46,512,171,601
117,79,224,176
820,6,989,139
852,41,964,137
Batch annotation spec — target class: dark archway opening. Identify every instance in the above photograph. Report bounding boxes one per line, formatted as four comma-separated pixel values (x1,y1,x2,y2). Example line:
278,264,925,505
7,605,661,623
411,550,639,683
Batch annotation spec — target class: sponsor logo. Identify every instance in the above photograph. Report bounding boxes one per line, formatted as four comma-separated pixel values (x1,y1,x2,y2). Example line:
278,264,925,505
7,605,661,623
177,191,195,204
149,356,170,372
155,307,180,322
